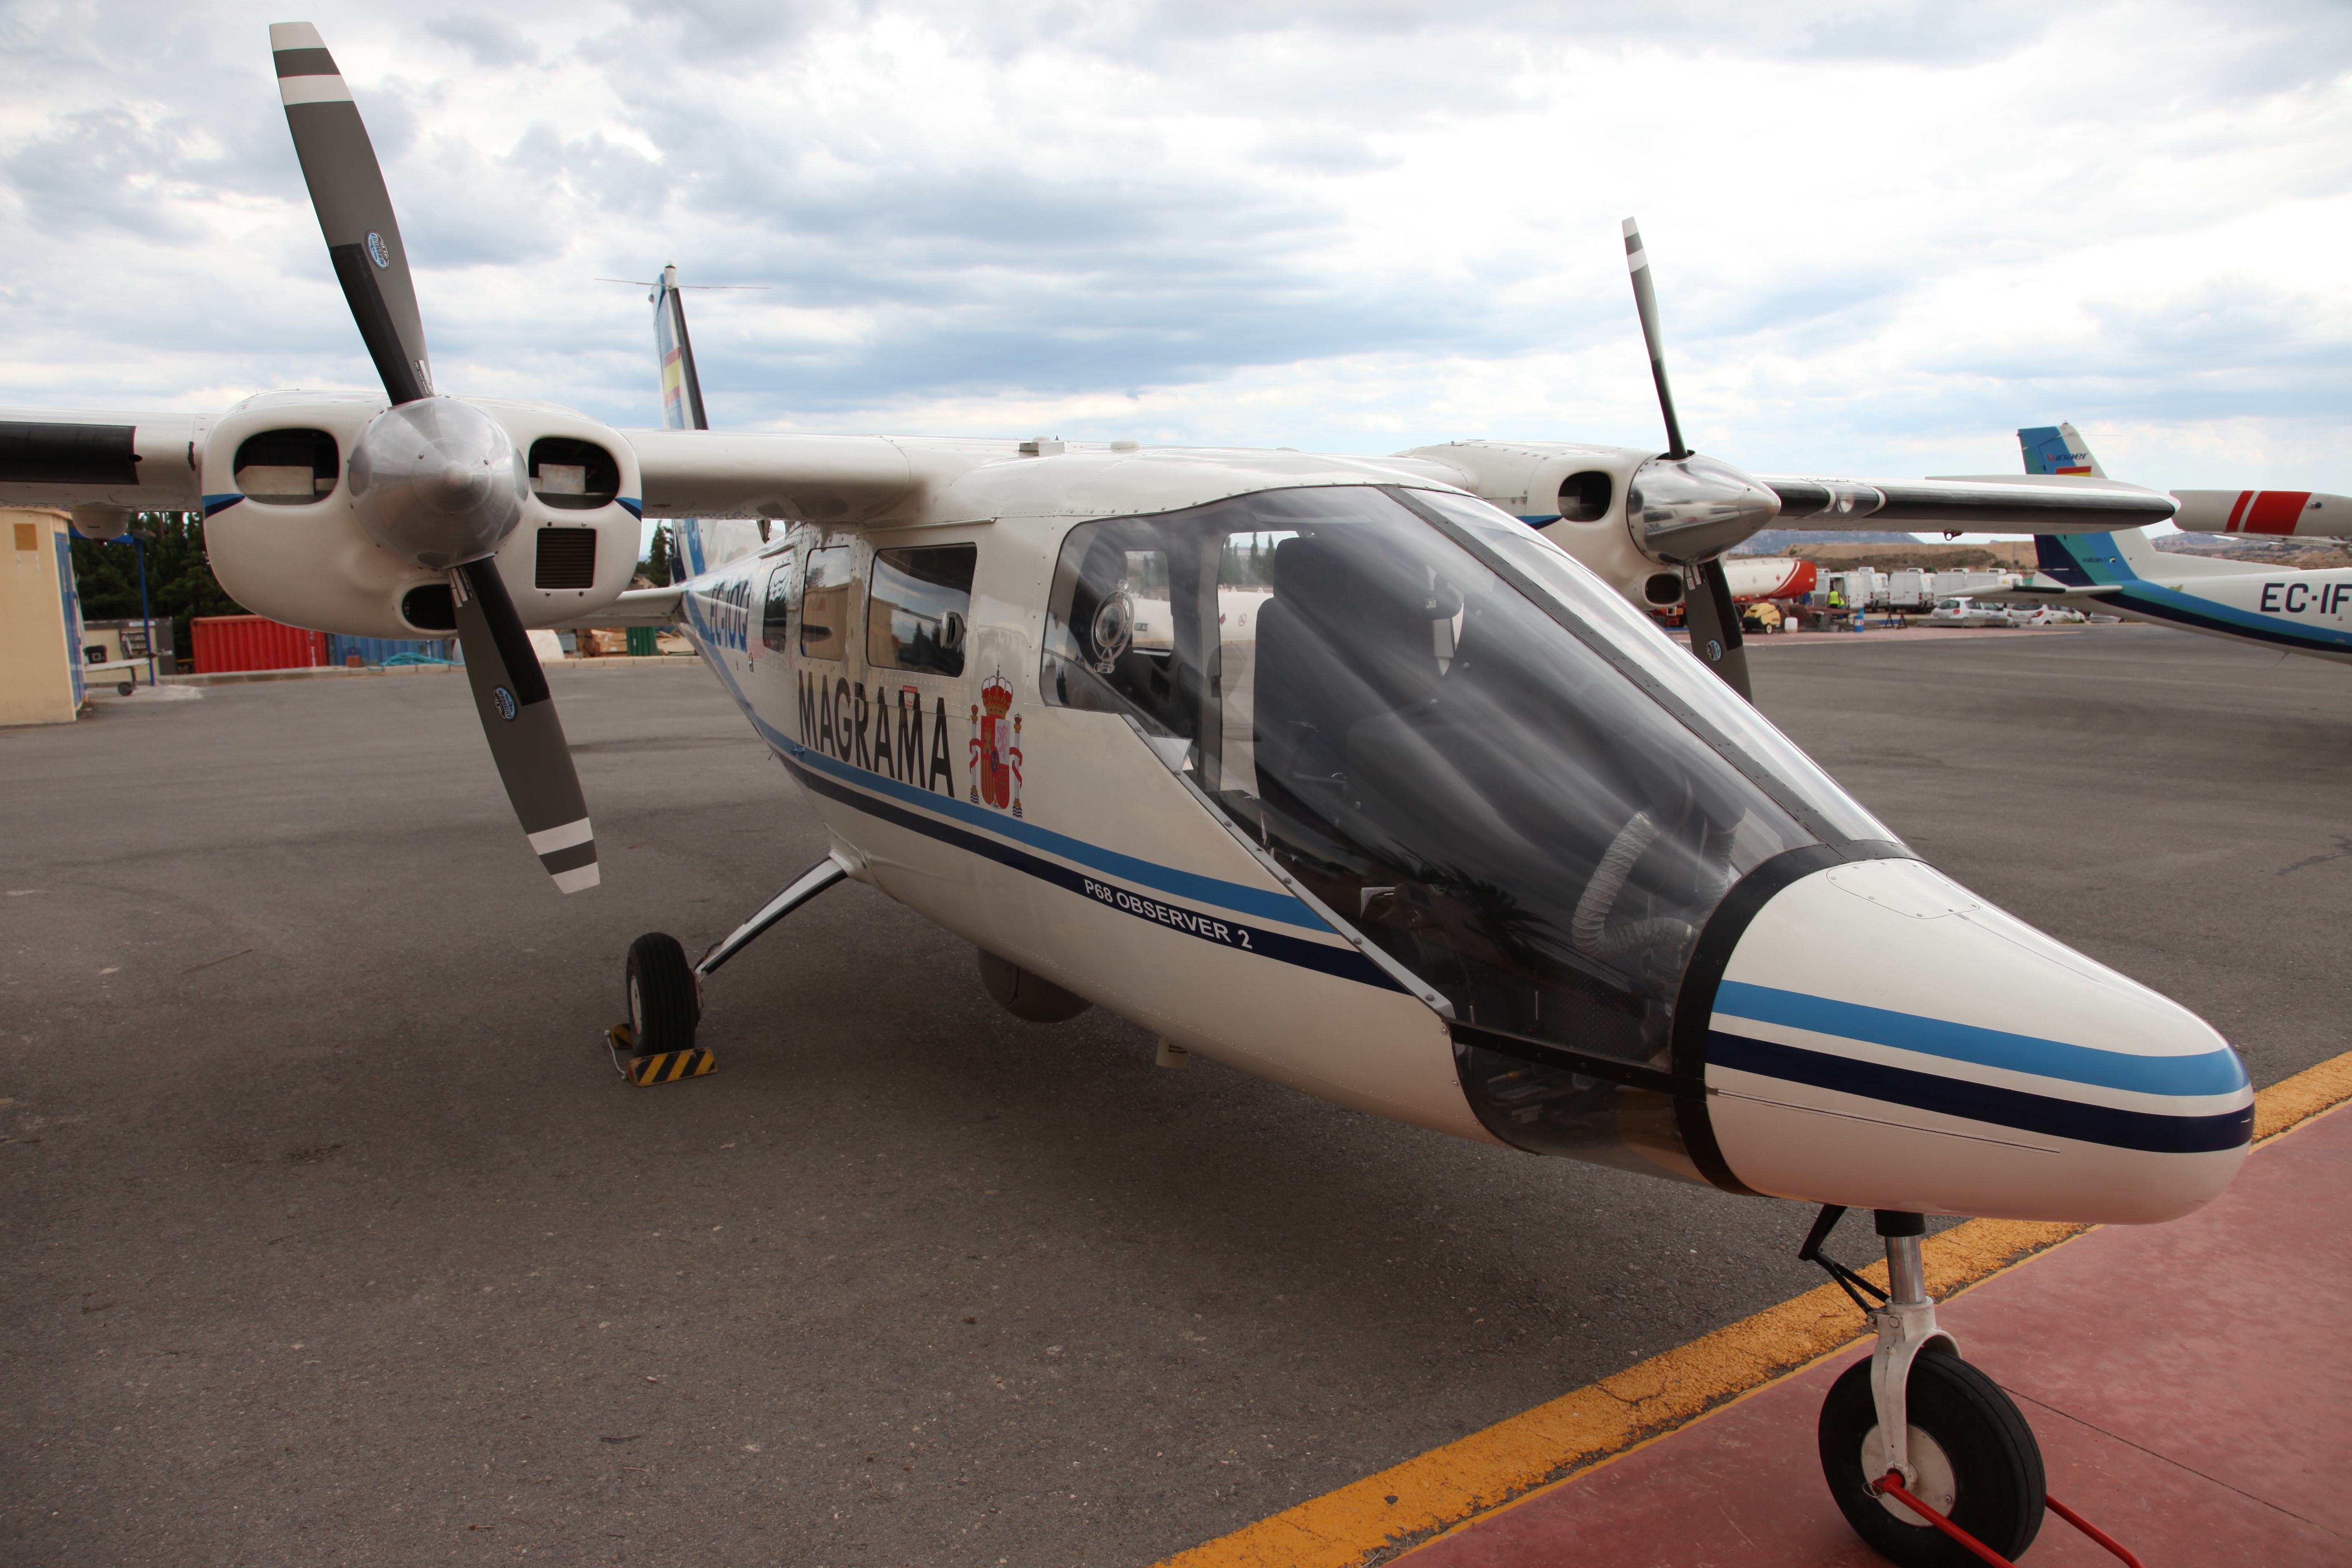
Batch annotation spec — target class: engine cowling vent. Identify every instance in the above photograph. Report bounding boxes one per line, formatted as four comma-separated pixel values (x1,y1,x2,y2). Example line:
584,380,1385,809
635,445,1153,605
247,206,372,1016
1560,469,1613,522
534,527,598,590
233,428,339,505
401,583,457,631
529,436,620,511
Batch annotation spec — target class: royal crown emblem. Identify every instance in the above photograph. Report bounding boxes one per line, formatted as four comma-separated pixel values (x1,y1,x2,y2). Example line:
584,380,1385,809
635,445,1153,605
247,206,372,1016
969,674,1023,816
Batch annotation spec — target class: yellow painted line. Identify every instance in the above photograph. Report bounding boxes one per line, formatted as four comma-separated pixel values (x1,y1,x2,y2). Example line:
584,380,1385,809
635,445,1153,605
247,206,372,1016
1154,1050,2352,1568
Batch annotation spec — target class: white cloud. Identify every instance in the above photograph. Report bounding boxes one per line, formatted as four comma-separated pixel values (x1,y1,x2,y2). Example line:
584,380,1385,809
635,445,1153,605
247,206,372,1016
1,0,2347,499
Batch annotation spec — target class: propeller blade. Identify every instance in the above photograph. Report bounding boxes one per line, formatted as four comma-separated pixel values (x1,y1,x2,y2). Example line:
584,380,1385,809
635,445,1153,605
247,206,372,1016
452,562,600,894
1680,558,1752,701
271,22,433,405
1621,218,1688,460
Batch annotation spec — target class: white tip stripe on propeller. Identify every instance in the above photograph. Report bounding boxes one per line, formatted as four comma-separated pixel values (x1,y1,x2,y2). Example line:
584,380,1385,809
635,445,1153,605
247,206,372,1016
527,818,595,856
279,75,353,106
271,21,351,105
1622,216,1648,274
551,864,603,896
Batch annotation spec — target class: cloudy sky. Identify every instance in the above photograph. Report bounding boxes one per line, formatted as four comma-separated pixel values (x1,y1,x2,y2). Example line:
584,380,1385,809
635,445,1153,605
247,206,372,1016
4,0,2348,511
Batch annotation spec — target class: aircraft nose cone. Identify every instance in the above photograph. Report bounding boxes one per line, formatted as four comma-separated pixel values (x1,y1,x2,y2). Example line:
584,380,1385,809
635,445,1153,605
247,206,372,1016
1700,857,2251,1224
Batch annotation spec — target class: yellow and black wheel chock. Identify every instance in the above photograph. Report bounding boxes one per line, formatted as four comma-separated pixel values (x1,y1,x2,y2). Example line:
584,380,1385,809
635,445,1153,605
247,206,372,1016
605,1024,718,1086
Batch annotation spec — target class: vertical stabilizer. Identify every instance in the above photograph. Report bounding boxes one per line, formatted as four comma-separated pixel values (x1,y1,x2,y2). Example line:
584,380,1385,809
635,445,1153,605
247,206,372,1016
2018,423,2106,479
2024,423,2159,583
651,264,717,578
654,264,709,433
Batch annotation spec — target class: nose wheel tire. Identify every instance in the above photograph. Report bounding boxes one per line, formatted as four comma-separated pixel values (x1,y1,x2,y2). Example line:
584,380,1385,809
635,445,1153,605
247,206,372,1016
1818,1344,2044,1567
624,932,700,1056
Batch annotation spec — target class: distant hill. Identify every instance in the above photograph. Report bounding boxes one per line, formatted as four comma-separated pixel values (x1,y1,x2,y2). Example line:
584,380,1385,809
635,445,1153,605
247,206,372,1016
2156,533,2352,568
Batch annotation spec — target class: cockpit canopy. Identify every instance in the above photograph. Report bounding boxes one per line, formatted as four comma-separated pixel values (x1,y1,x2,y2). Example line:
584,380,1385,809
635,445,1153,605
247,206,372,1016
1042,483,1901,1176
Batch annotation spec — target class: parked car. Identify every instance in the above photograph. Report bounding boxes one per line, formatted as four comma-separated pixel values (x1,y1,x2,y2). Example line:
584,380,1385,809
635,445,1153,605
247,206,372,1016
2005,605,2089,627
1924,596,2012,627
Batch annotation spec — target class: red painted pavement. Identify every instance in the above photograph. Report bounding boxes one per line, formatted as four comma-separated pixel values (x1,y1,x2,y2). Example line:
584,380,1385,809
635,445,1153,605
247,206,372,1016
1403,1106,2351,1566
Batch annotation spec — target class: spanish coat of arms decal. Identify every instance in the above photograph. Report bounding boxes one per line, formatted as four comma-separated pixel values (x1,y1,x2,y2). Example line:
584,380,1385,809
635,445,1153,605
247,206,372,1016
969,674,1023,816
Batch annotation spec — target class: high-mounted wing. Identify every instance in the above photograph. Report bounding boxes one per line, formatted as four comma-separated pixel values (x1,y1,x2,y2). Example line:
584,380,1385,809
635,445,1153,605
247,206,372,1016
624,430,916,524
1760,472,2177,531
0,412,207,534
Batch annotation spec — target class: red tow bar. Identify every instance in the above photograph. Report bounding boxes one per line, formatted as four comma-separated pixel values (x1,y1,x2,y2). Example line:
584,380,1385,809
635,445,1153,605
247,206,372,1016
1874,1472,2145,1567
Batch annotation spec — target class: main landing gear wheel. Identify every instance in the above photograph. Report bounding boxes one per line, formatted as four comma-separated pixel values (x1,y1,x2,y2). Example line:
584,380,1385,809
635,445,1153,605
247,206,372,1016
1818,1343,2045,1567
624,932,700,1055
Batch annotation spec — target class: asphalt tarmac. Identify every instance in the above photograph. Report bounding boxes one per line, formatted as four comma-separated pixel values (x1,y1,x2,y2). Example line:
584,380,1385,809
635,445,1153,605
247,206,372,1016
3,625,2345,1568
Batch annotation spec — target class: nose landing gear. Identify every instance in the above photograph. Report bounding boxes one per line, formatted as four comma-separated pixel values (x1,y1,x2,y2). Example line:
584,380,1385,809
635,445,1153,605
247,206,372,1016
1802,1207,2045,1568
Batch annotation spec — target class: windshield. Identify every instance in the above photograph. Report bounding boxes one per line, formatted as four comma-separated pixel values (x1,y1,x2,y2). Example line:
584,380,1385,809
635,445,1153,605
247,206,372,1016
1041,485,1898,1179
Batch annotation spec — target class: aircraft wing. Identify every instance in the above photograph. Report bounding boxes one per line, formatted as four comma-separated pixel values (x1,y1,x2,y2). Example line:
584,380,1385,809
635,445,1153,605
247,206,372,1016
622,430,921,522
1756,472,2175,532
0,410,210,514
1966,580,2124,603
551,586,686,629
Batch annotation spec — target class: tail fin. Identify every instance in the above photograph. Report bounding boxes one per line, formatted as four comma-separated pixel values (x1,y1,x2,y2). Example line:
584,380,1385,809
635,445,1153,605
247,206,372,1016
651,264,718,578
654,263,709,433
2018,423,2105,478
2024,423,2151,584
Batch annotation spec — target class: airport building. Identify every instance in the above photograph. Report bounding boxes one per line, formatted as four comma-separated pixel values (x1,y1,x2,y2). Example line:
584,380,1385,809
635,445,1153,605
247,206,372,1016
1,506,85,726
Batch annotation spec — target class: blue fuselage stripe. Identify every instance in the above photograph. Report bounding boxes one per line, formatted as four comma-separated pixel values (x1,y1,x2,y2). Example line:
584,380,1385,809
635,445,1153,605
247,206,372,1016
782,756,1400,992
1711,1032,2252,1154
1713,980,2247,1096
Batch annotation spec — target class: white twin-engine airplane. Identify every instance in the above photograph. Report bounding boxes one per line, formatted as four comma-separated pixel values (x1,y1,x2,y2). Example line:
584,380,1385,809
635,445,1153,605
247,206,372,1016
1986,423,2352,665
0,25,2257,1561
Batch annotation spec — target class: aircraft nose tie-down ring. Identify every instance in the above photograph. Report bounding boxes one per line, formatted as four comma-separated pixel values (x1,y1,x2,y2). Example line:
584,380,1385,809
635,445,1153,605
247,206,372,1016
608,854,853,1086
1801,1207,2143,1568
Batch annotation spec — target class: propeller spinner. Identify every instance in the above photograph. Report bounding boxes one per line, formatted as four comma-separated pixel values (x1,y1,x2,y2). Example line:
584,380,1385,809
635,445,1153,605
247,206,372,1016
1619,218,1779,701
271,21,598,894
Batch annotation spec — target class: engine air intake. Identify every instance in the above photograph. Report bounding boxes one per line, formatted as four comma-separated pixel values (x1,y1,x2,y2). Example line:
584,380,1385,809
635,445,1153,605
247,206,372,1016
233,428,339,505
1560,469,1614,522
528,437,620,511
400,583,457,632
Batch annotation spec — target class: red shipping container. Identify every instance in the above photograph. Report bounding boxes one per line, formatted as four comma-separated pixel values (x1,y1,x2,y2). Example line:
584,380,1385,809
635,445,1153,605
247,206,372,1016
191,615,330,674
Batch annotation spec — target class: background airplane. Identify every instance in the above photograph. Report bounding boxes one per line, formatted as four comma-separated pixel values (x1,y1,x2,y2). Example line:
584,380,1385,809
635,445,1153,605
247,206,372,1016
1986,423,2352,665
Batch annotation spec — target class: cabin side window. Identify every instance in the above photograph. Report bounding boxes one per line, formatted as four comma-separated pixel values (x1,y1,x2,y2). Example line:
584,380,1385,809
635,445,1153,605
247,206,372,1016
799,543,856,660
761,551,797,654
866,545,975,677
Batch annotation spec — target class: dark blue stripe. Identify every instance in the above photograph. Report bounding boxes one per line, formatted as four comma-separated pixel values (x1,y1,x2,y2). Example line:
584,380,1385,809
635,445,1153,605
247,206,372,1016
1714,980,2247,1096
1711,1031,2251,1154
618,497,643,520
202,493,244,517
782,758,1402,993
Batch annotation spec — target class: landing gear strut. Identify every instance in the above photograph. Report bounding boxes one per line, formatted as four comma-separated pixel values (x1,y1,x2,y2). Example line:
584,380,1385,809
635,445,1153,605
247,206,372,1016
1803,1207,2045,1567
610,854,850,1086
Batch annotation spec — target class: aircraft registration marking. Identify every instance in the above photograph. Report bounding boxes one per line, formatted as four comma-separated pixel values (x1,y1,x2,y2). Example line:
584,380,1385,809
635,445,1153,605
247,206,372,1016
2257,581,2352,615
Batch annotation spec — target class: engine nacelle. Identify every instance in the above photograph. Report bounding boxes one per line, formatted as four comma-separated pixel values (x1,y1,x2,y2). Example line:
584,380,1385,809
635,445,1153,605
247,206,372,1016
199,392,643,638
1395,439,1692,610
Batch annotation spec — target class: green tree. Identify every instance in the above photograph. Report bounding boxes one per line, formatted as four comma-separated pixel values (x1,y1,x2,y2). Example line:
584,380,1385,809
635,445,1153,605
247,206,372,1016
69,513,246,669
636,523,672,587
